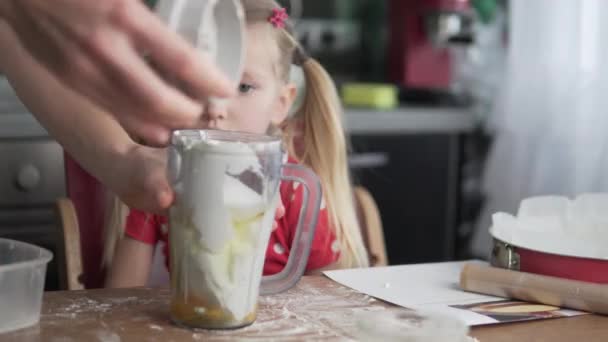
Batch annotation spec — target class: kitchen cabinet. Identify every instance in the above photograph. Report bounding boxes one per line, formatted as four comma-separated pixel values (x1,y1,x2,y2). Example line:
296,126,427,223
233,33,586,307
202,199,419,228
346,108,477,264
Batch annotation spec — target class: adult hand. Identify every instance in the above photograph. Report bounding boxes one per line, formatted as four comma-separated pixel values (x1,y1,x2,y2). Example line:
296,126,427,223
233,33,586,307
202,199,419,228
0,21,174,213
113,144,174,214
114,145,289,218
0,0,235,146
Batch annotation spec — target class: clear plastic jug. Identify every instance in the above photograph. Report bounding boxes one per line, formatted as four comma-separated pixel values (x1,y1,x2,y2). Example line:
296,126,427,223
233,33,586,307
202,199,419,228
167,130,322,329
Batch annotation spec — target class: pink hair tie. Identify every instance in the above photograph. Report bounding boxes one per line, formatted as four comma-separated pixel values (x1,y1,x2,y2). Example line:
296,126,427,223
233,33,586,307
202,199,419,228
269,7,288,29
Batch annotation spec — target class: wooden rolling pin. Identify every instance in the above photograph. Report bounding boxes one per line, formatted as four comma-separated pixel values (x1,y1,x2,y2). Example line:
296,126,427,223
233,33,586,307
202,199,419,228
459,263,608,315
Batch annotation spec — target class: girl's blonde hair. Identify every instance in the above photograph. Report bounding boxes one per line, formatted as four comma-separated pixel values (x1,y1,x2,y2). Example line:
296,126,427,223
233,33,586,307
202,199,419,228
104,0,369,269
243,0,368,268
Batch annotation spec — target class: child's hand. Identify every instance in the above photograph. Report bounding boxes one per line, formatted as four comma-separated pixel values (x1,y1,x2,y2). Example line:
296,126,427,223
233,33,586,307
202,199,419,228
272,198,285,231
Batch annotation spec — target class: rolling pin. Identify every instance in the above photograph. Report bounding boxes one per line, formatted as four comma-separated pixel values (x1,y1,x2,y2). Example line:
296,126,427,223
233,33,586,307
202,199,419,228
459,263,608,315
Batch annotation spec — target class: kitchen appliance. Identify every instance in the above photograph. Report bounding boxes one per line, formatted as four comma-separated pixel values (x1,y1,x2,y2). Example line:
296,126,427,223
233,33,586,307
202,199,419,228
167,130,322,329
0,77,66,291
388,0,474,93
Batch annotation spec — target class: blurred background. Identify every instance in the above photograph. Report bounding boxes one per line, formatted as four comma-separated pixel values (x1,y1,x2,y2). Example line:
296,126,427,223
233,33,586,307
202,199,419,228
2,0,608,289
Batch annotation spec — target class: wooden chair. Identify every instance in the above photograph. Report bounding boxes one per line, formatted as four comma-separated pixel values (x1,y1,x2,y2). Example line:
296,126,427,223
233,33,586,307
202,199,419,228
353,186,388,267
54,198,85,290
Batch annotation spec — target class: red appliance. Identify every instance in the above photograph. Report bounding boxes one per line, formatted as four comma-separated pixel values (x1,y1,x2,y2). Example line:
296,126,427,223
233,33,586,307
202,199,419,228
388,0,473,91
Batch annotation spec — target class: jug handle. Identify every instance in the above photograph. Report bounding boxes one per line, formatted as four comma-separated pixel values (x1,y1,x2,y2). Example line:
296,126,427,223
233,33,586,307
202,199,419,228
167,146,183,186
260,163,322,295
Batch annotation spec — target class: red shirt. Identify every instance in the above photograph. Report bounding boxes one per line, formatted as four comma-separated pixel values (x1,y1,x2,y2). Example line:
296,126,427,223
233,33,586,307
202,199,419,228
124,173,339,275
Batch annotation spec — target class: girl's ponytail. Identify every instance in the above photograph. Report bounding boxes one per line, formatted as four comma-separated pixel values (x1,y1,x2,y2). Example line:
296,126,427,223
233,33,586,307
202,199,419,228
289,56,369,268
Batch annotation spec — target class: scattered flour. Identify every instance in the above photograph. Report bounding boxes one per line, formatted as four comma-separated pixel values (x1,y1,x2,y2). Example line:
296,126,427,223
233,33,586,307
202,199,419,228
95,330,121,342
149,324,164,331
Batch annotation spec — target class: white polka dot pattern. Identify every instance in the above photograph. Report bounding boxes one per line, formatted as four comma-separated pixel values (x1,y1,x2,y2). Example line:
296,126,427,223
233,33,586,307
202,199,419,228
273,243,286,255
331,240,340,254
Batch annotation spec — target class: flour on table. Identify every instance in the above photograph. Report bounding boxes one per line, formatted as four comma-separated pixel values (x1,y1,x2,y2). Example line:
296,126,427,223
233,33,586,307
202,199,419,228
95,330,120,342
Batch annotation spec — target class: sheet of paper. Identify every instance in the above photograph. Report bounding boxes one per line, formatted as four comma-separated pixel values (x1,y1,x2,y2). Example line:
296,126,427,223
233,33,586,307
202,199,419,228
323,261,585,326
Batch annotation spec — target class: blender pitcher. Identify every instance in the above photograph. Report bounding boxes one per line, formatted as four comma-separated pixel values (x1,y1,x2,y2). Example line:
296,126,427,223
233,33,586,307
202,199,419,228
167,130,322,329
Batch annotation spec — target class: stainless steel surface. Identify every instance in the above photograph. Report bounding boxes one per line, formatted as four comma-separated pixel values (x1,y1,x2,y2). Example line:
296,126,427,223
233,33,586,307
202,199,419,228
0,140,65,207
0,207,57,224
348,152,389,169
490,239,521,271
425,12,474,46
0,76,64,206
0,78,65,291
0,114,48,139
0,77,29,115
0,77,49,138
344,107,476,135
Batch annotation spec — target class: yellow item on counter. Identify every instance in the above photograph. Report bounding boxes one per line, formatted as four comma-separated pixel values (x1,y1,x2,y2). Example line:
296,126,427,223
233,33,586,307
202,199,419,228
341,83,398,110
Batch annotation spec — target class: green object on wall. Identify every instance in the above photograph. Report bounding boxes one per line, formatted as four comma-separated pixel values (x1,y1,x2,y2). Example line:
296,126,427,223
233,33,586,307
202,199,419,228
341,83,398,110
473,0,498,24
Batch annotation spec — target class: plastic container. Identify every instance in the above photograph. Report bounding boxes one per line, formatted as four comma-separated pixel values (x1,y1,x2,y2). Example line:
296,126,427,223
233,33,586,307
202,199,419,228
0,238,53,334
168,130,322,329
355,309,472,342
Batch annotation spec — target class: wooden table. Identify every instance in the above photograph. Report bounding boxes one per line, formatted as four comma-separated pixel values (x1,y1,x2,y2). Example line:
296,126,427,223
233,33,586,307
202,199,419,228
3,276,608,341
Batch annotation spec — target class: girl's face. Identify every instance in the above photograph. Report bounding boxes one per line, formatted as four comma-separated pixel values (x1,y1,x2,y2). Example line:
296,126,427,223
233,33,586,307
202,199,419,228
199,23,296,134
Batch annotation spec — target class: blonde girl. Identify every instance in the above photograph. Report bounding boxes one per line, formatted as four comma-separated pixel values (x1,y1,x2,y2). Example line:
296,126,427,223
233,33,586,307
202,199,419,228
105,0,368,287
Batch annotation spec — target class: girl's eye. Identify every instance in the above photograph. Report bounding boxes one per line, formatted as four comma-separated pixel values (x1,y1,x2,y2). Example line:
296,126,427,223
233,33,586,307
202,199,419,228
238,83,255,94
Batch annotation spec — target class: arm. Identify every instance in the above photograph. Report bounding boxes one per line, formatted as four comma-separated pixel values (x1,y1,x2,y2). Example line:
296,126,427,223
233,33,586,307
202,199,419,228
105,237,154,288
0,21,172,213
0,0,234,146
0,20,131,177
